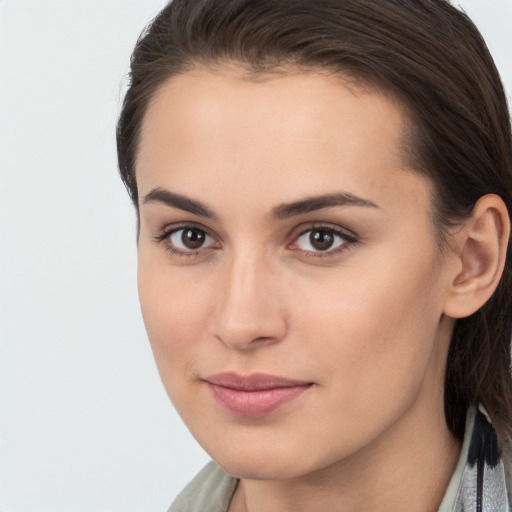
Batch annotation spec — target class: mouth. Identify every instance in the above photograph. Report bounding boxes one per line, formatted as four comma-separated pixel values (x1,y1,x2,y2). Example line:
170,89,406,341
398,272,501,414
204,372,313,417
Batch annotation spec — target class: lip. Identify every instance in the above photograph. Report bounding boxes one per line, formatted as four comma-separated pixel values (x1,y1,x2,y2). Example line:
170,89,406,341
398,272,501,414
204,372,313,417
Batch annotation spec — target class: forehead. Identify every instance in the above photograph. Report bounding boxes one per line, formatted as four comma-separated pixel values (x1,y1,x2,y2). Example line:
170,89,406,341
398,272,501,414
136,66,431,217
139,66,406,163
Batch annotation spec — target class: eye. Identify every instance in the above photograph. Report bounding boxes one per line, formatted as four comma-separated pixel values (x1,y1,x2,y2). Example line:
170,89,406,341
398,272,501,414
290,226,356,255
157,225,219,256
171,227,209,250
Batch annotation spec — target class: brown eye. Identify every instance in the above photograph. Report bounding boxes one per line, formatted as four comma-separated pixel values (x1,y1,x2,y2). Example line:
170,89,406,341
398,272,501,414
309,229,335,251
167,227,217,253
181,228,206,249
293,226,353,255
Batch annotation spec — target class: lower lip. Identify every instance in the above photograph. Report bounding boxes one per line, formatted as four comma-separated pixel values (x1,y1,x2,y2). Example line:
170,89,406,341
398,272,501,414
207,383,312,417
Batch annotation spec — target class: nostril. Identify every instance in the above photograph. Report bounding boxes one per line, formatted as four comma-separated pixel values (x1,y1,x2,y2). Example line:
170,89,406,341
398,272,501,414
208,306,287,350
212,329,282,351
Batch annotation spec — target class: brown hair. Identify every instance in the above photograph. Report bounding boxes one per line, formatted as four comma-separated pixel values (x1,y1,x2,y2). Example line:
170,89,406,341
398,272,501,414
117,0,512,450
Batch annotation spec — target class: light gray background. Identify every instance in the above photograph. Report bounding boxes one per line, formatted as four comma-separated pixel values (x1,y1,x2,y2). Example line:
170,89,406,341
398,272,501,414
0,1,511,511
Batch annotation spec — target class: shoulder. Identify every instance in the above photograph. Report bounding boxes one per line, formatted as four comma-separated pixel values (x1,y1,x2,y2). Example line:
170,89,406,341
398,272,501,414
168,461,238,512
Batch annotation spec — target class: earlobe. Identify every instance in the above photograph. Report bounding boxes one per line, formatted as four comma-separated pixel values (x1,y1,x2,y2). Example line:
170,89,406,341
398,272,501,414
443,194,510,319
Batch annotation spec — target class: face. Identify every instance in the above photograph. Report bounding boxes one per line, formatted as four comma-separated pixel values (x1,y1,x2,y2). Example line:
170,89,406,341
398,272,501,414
136,66,456,480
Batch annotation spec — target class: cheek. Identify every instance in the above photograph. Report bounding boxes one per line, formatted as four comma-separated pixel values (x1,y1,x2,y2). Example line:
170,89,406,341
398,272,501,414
137,254,213,386
290,246,444,408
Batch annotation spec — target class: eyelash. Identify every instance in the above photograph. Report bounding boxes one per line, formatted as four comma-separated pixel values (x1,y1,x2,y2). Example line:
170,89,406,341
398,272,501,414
289,224,358,258
154,223,358,259
154,223,219,258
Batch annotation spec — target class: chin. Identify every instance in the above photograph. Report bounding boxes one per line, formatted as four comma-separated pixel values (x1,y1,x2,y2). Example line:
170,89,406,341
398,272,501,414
201,433,344,481
217,456,313,481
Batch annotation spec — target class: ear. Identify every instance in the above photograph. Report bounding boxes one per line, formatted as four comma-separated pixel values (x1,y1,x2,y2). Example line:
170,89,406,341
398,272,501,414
443,194,510,319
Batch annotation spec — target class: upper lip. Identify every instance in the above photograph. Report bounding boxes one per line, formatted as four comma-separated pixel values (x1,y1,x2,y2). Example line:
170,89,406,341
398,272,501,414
204,372,312,391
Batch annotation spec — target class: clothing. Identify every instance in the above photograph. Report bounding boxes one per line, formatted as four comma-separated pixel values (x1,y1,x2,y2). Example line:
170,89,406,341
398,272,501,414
169,405,511,512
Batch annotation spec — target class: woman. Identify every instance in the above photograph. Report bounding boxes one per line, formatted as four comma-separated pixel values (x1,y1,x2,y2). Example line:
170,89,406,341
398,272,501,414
117,0,512,510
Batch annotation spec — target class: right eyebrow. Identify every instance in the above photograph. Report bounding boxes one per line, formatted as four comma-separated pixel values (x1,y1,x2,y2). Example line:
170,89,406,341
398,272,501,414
142,187,219,221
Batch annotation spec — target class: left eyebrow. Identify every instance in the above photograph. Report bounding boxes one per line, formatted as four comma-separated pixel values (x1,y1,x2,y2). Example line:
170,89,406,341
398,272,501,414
271,192,380,219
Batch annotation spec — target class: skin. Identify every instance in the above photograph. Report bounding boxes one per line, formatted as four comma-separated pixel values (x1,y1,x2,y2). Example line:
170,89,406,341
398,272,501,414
136,66,465,512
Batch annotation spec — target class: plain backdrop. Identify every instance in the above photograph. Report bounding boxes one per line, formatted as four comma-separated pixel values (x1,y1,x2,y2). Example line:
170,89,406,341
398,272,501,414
0,1,511,511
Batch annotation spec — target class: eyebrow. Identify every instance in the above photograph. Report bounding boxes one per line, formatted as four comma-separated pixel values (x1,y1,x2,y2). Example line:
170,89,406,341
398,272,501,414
270,192,380,219
142,188,379,220
143,187,218,220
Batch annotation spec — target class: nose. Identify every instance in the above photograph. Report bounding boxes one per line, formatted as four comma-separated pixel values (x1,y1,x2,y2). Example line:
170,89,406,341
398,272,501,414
207,253,287,351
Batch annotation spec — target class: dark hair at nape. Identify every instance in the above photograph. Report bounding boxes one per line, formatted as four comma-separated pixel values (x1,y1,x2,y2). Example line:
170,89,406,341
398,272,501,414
117,0,512,451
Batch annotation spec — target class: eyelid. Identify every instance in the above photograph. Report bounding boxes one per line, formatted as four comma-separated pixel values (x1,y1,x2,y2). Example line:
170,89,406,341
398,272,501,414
288,223,359,257
153,221,358,259
155,220,218,239
154,222,221,256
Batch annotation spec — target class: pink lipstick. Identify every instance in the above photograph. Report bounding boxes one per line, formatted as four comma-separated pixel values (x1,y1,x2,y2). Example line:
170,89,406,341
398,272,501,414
205,372,312,417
